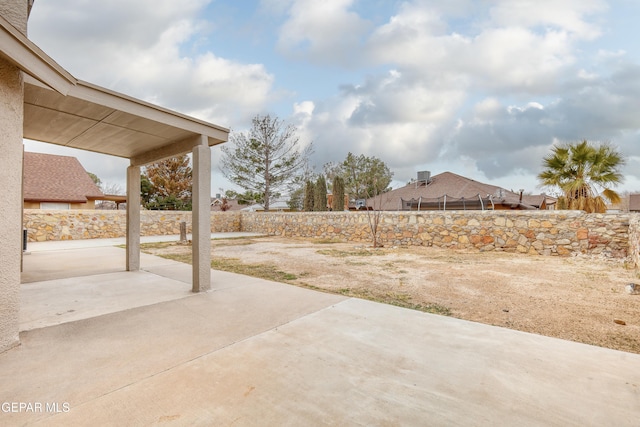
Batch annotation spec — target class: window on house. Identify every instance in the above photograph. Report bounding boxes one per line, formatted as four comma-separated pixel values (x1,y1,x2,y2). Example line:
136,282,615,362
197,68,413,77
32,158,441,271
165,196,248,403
40,202,70,210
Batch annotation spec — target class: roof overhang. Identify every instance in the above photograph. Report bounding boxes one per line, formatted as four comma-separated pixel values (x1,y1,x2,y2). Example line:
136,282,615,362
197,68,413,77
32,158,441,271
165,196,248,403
23,76,229,165
0,13,229,166
101,195,127,203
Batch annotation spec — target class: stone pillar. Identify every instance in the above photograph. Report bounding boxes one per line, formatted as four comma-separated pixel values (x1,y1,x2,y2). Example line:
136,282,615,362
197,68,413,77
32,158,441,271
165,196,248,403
192,136,211,292
0,0,28,353
126,165,141,271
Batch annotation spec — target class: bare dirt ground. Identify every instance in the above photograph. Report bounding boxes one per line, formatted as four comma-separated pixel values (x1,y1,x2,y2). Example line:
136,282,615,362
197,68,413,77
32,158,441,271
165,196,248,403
143,236,640,354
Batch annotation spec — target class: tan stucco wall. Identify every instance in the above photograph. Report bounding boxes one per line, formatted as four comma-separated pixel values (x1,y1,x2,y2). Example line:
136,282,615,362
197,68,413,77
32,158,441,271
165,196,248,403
72,201,95,209
24,201,97,209
0,1,27,353
0,0,27,34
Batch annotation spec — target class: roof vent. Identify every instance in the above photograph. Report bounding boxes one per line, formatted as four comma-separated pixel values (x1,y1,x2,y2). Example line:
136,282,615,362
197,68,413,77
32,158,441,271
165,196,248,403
415,171,431,188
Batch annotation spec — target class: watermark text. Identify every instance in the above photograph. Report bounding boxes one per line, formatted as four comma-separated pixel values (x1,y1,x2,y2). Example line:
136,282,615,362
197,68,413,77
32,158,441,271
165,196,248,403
2,402,70,413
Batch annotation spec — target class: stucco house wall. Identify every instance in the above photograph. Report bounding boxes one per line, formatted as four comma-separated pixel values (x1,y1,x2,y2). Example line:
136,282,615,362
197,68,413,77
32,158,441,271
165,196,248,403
24,201,97,210
0,0,27,352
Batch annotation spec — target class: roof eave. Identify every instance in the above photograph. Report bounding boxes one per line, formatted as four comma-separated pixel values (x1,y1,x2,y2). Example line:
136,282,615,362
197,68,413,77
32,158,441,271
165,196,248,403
0,14,75,95
25,197,88,203
73,80,230,143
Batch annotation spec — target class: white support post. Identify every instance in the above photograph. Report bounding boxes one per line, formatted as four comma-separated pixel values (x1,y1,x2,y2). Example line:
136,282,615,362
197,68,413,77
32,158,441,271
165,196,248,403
126,165,141,271
192,136,211,292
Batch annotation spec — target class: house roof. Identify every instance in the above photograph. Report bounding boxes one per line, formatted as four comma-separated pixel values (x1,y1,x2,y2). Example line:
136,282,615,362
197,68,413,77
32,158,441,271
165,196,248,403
210,198,244,212
367,171,546,210
23,152,104,203
0,14,229,166
521,194,556,209
630,194,640,212
241,200,291,212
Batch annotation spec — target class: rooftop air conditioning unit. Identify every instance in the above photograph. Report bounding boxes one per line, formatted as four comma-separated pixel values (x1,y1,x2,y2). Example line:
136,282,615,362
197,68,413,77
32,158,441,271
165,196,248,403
417,171,431,183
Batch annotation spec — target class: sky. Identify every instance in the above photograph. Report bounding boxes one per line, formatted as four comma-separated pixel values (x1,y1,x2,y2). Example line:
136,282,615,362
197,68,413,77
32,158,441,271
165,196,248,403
24,0,640,196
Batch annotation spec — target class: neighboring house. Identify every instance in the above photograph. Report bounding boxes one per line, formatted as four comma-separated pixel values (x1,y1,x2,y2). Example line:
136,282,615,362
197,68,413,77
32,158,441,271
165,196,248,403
23,152,104,209
327,193,350,211
241,200,292,212
367,171,555,211
210,195,244,212
630,194,640,212
520,194,557,210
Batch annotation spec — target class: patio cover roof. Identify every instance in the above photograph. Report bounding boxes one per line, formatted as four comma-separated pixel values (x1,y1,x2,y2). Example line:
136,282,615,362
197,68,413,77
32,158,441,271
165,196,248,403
23,77,229,166
0,13,229,165
1,10,223,293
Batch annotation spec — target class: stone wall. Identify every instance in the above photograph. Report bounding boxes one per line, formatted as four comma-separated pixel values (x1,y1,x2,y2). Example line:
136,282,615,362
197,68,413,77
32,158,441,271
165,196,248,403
241,211,633,258
629,215,640,271
23,210,241,242
23,209,638,262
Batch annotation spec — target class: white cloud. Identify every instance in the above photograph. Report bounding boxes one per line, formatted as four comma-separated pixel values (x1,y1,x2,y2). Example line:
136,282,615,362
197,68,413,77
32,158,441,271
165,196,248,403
289,0,639,191
367,1,596,95
275,0,372,65
24,0,640,194
28,0,275,126
486,0,606,40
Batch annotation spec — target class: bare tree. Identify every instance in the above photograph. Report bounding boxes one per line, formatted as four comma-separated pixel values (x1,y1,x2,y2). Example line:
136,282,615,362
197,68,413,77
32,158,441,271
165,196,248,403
101,182,123,196
363,178,389,248
95,182,124,210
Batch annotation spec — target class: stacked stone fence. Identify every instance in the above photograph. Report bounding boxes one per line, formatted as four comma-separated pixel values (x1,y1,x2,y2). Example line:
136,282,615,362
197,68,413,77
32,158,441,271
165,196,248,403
630,215,640,270
23,210,241,242
241,210,634,259
23,209,638,266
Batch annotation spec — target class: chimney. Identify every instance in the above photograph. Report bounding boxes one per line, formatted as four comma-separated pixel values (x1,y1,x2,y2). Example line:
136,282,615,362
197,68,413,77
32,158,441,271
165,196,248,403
519,189,524,202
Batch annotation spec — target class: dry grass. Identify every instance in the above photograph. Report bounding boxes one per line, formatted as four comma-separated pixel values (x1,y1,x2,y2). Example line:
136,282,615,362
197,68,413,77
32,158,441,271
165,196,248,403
140,236,640,354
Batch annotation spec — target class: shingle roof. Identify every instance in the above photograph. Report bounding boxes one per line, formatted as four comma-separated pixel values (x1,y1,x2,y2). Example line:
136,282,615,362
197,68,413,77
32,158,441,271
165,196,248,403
23,152,104,203
630,194,640,212
210,198,244,212
521,194,556,209
367,171,544,210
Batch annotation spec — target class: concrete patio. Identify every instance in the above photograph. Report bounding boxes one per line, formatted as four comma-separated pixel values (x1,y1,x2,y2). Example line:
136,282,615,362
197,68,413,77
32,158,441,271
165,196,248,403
1,235,639,425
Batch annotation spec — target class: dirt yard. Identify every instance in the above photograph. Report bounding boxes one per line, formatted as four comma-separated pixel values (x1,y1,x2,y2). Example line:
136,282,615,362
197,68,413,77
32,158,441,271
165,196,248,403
143,236,640,354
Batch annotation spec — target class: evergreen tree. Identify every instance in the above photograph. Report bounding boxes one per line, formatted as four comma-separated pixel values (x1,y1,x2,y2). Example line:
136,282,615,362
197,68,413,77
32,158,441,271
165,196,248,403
314,176,328,211
221,114,313,211
332,176,345,211
324,152,393,200
303,180,315,212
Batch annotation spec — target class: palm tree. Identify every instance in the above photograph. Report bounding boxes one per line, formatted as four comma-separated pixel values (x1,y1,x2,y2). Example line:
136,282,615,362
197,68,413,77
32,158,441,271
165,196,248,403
538,140,625,213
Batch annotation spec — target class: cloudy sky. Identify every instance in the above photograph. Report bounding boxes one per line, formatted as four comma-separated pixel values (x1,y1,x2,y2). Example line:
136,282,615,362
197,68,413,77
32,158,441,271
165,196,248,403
24,0,640,196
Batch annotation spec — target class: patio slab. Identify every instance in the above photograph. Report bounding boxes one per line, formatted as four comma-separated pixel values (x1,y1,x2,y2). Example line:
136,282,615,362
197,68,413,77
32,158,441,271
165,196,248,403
2,239,640,425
